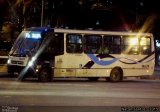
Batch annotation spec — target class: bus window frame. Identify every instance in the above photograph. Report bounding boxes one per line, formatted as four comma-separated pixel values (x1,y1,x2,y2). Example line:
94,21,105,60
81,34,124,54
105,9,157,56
139,36,151,55
66,34,83,54
83,34,102,54
103,35,121,54
121,36,140,55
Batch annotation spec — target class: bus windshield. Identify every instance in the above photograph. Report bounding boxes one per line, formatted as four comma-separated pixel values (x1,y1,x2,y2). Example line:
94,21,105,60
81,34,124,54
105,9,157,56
9,31,42,57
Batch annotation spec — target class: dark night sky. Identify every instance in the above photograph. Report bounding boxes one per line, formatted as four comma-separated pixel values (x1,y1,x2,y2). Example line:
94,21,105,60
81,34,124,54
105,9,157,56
1,0,160,38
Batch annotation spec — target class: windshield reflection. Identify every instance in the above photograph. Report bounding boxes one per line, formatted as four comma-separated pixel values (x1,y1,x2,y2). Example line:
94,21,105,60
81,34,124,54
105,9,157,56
10,31,42,57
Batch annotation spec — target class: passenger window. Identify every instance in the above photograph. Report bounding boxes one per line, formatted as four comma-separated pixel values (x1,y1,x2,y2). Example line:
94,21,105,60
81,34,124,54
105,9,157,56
66,34,82,53
84,35,102,54
103,36,121,54
140,37,151,54
122,36,139,55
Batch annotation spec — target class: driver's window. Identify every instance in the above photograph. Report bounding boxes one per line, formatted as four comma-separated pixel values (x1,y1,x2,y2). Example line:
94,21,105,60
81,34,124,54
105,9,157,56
47,33,64,55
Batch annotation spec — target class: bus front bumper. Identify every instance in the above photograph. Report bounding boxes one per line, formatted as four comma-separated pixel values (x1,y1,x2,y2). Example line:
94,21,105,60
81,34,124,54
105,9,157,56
7,65,36,76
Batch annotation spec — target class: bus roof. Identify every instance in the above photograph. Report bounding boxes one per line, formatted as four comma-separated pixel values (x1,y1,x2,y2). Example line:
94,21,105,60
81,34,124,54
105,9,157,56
24,27,52,33
23,27,153,37
54,28,153,37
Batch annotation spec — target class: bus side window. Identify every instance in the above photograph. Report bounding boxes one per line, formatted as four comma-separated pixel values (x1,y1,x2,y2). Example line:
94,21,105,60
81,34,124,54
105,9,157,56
66,34,82,53
47,33,64,55
112,36,121,54
128,46,139,54
103,36,121,54
122,36,139,55
140,37,151,55
84,35,102,54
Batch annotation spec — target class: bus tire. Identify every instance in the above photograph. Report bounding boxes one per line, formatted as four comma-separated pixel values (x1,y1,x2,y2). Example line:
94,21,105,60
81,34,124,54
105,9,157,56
110,68,123,82
88,77,99,81
38,68,52,82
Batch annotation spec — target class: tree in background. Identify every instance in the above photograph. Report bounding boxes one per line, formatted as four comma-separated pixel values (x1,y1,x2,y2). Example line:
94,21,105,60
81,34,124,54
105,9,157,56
0,0,8,32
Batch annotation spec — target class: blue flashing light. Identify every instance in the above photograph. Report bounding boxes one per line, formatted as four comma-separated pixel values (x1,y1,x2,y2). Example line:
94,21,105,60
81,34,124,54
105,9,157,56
45,28,48,32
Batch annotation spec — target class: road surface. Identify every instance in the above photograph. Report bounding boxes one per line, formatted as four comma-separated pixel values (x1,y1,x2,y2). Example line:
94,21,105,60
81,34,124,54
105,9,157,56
0,75,160,112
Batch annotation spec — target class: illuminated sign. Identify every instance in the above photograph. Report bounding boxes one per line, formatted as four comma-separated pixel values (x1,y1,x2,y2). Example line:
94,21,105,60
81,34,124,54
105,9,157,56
25,32,41,39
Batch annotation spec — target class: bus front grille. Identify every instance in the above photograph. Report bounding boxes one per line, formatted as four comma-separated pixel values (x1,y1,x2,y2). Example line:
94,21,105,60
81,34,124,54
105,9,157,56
11,60,24,65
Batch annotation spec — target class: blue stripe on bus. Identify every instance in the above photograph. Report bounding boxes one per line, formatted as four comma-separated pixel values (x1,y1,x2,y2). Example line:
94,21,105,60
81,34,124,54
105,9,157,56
87,54,119,66
84,51,155,68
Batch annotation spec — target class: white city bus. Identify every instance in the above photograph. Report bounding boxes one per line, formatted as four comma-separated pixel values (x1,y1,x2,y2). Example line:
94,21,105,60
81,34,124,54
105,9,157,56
7,27,155,82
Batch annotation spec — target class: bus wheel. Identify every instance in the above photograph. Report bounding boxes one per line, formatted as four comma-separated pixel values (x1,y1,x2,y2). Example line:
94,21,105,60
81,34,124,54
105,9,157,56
88,77,99,81
110,68,122,82
38,68,52,82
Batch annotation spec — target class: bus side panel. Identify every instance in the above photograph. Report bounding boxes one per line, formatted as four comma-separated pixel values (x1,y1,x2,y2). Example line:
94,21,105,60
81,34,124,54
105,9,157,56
116,54,155,77
54,53,100,77
54,55,75,77
76,69,98,77
54,53,155,78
